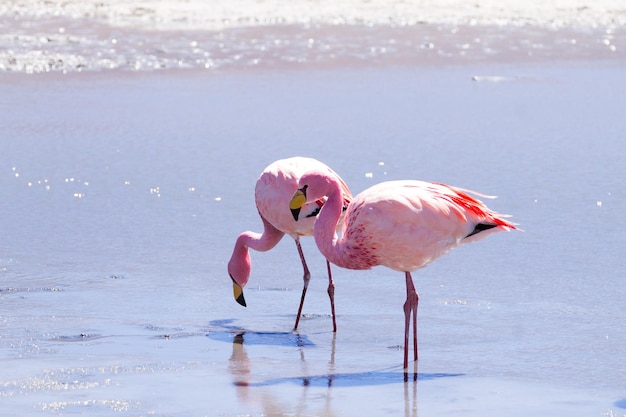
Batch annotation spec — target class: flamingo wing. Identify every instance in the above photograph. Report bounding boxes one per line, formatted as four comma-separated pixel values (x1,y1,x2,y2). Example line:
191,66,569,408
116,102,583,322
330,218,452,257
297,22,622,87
342,181,515,271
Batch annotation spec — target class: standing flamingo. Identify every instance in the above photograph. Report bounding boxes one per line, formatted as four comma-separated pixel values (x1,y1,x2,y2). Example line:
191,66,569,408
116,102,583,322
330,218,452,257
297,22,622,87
289,173,517,371
228,157,352,332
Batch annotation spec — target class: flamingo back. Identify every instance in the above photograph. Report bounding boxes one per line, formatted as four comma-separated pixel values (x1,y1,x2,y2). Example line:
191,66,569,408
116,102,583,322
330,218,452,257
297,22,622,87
339,180,516,272
255,157,352,239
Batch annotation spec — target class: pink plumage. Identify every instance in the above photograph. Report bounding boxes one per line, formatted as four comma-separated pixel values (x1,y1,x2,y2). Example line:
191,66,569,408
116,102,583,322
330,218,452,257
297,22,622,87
227,157,352,332
336,180,516,271
290,172,518,374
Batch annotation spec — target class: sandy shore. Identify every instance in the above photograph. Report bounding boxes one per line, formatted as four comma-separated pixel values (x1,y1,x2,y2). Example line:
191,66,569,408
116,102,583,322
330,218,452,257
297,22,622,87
1,0,624,73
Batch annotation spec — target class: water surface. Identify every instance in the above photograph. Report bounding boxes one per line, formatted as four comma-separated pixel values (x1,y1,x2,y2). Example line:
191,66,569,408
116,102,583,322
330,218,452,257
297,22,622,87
2,62,625,416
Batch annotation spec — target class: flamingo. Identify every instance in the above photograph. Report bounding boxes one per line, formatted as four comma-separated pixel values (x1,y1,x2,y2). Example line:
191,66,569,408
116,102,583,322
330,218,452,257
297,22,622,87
289,173,518,371
228,157,352,332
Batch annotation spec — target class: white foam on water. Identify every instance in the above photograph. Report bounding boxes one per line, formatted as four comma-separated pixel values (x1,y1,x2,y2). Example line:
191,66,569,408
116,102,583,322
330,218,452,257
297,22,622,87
1,0,624,73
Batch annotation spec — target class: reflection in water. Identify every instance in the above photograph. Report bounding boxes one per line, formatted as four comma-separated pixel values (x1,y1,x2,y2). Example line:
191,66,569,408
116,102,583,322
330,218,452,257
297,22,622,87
228,333,251,388
405,371,418,417
226,329,462,416
253,369,458,387
227,331,335,416
208,319,316,347
224,330,315,347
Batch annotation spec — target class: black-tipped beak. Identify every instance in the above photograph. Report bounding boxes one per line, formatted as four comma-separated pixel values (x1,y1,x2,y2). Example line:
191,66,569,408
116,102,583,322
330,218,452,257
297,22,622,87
232,281,247,307
290,207,301,221
236,291,247,307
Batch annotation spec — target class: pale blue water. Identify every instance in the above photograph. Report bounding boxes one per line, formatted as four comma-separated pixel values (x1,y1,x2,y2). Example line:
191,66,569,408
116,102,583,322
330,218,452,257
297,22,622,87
2,61,625,416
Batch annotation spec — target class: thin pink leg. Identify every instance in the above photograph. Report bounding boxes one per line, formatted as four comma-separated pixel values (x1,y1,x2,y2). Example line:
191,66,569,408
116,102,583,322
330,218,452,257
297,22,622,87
412,280,418,361
326,260,337,332
403,272,419,373
293,238,311,331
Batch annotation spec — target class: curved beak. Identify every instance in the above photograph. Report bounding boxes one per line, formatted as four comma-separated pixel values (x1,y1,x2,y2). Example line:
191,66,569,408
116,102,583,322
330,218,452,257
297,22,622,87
233,281,247,307
289,187,307,221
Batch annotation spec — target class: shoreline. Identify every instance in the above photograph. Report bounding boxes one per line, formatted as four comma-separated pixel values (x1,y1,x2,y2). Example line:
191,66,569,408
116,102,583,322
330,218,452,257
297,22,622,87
3,0,626,29
1,51,624,88
1,54,624,85
2,8,624,74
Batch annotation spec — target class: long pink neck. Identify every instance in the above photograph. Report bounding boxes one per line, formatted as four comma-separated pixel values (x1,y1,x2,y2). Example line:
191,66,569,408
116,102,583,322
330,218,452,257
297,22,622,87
313,179,352,269
241,216,284,253
229,216,285,287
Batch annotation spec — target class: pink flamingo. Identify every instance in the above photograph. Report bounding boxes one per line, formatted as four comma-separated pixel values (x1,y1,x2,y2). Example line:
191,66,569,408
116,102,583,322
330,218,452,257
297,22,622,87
228,157,352,332
289,174,518,371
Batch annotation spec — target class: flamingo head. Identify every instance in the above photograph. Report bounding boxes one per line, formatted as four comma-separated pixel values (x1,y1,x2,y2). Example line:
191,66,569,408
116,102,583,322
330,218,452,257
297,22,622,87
290,172,331,221
289,185,308,221
227,237,250,307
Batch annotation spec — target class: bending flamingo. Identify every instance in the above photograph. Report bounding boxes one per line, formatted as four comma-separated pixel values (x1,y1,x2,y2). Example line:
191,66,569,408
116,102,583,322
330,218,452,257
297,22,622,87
228,157,352,332
289,174,517,371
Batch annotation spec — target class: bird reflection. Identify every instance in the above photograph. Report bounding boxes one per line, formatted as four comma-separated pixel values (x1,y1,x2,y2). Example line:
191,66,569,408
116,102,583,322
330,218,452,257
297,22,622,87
228,331,336,385
405,377,418,417
228,333,251,388
228,331,336,416
227,330,425,417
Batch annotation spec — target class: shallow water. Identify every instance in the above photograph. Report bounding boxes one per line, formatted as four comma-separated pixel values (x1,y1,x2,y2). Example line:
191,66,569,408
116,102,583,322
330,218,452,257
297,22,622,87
2,60,625,415
2,1,626,414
